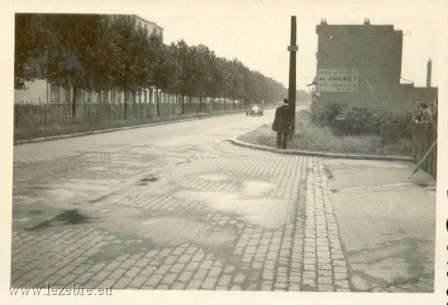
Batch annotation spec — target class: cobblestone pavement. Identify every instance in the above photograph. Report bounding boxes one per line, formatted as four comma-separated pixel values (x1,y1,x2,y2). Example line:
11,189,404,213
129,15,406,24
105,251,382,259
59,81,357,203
11,114,433,292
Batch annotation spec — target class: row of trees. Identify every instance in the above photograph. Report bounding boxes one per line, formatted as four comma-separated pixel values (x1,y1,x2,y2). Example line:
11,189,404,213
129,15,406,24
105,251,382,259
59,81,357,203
15,14,297,119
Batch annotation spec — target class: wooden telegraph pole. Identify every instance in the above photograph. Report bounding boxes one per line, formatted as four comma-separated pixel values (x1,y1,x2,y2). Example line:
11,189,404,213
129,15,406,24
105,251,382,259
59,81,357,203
288,16,298,134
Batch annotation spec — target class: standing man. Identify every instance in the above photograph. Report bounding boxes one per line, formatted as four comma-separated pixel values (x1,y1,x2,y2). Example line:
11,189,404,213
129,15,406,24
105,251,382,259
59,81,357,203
272,98,292,149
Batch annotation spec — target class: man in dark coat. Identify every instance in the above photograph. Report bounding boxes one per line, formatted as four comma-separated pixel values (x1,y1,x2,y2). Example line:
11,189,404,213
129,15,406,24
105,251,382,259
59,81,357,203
272,98,292,149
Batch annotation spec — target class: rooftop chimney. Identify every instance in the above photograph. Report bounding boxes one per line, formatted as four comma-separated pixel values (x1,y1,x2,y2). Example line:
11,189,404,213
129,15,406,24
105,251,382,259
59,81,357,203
426,58,432,87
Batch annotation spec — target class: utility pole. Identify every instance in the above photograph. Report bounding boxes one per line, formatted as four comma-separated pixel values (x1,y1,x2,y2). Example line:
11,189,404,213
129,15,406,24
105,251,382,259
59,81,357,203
288,16,298,133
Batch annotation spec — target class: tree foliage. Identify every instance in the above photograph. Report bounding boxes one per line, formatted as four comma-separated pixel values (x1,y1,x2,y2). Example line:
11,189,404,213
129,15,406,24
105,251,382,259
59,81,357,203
15,13,288,107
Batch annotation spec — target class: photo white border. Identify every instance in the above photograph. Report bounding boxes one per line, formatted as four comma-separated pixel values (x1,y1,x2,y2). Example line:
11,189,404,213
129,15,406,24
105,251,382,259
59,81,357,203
1,0,447,304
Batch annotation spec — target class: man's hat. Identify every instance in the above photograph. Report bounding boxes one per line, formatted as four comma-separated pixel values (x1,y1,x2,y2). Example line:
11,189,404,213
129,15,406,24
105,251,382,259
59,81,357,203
283,98,289,103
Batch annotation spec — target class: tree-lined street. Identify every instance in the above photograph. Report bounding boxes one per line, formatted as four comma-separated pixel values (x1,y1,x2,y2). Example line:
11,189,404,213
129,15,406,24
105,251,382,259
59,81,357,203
15,14,290,115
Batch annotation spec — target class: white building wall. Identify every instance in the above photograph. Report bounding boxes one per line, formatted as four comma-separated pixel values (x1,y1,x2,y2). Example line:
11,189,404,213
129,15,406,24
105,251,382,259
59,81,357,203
14,79,48,104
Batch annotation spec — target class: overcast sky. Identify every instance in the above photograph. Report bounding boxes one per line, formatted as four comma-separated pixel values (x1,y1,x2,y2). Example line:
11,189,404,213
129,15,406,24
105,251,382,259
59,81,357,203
4,0,445,91
137,0,443,91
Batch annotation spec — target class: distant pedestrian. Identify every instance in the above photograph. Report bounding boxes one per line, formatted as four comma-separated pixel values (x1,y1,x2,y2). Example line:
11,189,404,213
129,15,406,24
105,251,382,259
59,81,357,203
413,102,423,123
419,102,436,129
272,98,292,149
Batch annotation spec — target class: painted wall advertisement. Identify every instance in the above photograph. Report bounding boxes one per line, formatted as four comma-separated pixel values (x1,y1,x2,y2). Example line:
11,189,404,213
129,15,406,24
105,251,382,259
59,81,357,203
317,69,358,92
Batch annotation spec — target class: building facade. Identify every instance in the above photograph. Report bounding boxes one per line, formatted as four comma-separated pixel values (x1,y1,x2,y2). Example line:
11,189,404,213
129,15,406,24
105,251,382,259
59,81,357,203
314,19,437,113
109,14,164,41
131,15,163,42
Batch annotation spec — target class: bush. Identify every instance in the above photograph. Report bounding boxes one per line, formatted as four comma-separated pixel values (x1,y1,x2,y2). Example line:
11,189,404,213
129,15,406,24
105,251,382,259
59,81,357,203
310,101,347,125
310,102,412,143
378,111,412,144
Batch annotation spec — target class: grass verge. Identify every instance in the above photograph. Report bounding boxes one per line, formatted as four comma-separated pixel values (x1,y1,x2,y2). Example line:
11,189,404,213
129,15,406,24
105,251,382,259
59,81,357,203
238,110,412,156
14,110,241,141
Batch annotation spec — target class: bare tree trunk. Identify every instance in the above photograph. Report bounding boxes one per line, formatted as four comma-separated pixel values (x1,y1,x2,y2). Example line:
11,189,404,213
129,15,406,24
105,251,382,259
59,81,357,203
124,86,127,119
181,95,185,115
133,91,136,118
71,85,77,123
189,96,192,114
156,88,160,117
98,90,102,122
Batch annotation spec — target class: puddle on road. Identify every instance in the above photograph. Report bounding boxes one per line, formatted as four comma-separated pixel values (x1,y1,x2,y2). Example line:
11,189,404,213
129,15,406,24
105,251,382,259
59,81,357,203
174,190,288,230
47,179,113,198
26,209,92,231
94,208,236,248
54,209,92,224
241,180,275,197
140,175,158,182
133,176,173,196
20,178,132,207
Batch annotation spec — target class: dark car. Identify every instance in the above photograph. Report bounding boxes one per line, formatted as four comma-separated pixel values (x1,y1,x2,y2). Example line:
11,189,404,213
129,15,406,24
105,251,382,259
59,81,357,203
246,104,263,116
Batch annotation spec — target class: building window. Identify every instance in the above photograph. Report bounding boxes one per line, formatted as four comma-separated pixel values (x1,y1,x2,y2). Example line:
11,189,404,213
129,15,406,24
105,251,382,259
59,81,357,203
50,84,59,103
61,88,66,103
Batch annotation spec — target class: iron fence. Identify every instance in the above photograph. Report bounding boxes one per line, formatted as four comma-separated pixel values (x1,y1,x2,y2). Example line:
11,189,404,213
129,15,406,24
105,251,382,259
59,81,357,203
14,97,244,129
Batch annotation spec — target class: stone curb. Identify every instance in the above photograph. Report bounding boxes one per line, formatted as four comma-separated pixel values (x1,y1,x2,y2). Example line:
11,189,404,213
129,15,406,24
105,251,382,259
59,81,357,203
14,111,244,146
230,136,413,162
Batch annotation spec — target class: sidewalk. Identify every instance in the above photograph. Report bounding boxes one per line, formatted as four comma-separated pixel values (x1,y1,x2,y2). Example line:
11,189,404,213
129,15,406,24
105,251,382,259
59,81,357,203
321,157,435,292
231,136,436,292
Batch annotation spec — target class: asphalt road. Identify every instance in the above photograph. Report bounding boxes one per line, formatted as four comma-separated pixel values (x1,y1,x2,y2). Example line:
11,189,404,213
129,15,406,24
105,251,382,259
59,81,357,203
13,109,276,224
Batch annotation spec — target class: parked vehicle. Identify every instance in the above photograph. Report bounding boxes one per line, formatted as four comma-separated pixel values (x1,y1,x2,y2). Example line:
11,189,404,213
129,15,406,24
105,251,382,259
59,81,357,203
246,104,263,116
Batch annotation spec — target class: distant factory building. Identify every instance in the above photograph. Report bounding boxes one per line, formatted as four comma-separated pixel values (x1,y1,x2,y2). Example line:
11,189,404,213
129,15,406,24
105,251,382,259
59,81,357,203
314,19,437,113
